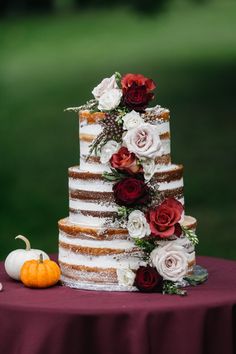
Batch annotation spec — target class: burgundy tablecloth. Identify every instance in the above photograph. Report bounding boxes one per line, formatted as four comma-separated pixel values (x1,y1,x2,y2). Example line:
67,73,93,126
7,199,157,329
0,255,236,354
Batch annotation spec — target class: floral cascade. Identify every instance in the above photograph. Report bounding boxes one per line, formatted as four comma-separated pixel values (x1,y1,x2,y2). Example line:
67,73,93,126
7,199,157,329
65,72,207,295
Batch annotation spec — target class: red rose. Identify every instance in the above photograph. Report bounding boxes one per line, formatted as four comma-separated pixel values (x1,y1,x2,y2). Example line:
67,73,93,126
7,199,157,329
121,73,156,112
121,73,156,92
123,84,154,112
110,147,141,174
147,198,183,238
113,177,150,206
135,266,162,292
121,74,156,112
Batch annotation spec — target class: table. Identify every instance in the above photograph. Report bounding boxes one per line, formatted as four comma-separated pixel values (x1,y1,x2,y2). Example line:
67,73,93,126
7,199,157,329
0,255,236,354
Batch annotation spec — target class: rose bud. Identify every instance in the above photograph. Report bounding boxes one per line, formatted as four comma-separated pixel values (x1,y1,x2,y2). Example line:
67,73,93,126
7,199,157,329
110,147,141,174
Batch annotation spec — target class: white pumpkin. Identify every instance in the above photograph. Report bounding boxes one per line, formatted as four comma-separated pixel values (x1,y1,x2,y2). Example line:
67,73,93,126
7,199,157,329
4,235,49,280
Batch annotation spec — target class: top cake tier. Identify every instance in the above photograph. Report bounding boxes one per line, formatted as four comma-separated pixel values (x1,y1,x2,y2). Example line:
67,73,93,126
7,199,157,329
79,105,171,173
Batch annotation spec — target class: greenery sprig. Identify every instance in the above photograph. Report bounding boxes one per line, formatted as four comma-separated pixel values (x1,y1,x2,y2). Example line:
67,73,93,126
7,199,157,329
64,99,98,113
102,169,127,182
162,280,187,296
115,109,128,125
115,71,122,82
87,132,107,158
134,238,156,258
181,226,199,246
113,206,135,228
117,206,134,218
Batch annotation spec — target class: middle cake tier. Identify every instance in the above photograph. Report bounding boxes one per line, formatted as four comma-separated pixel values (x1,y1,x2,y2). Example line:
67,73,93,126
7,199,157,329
68,164,184,228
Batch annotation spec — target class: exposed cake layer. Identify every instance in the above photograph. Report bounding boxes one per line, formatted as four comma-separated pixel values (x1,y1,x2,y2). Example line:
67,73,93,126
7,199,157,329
58,215,196,291
79,107,171,173
68,164,185,227
79,154,171,173
59,215,197,240
60,273,137,292
79,105,170,127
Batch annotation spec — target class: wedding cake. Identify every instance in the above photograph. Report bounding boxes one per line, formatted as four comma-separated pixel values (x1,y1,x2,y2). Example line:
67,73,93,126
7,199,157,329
58,73,199,294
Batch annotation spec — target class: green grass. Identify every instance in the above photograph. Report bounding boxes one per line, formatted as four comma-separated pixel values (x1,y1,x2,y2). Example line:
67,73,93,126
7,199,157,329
0,0,236,260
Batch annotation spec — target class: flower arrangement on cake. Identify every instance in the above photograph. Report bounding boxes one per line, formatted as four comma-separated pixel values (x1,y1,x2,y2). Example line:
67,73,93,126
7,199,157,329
62,72,208,295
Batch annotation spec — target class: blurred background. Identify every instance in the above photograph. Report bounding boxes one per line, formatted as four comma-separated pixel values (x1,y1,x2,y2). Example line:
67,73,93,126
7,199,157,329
0,0,235,261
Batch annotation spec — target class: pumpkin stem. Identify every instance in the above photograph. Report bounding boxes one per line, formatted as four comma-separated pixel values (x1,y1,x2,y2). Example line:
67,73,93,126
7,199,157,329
15,235,31,251
39,253,44,263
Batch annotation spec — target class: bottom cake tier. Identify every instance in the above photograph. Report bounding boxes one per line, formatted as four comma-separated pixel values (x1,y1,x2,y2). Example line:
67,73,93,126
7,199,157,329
58,215,197,291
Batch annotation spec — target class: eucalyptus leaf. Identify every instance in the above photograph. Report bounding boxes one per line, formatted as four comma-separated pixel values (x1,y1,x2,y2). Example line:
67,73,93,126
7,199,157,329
184,265,208,286
102,173,120,181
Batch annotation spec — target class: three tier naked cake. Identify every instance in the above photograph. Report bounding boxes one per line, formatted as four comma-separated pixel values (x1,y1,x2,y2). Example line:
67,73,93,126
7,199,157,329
58,72,201,295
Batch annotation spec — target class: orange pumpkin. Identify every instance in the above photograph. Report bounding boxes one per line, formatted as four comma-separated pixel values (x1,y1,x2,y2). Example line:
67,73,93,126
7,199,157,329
20,254,61,288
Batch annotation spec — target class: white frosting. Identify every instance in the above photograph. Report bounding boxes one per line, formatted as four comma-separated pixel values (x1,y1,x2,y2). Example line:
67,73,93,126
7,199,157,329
69,176,183,193
59,231,135,250
69,212,109,227
73,164,183,177
69,178,113,192
161,139,171,154
155,164,180,172
153,121,170,134
80,124,102,135
70,164,180,174
145,105,169,116
69,205,185,229
158,177,183,191
69,178,183,196
176,237,195,253
69,166,183,194
156,236,195,254
80,141,96,156
80,158,111,173
69,199,117,212
79,121,169,138
60,276,138,292
59,247,142,269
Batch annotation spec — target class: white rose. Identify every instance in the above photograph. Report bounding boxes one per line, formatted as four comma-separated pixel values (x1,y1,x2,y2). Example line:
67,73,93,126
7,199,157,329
92,74,118,100
150,243,188,282
123,123,163,159
127,210,151,239
141,158,156,181
122,110,144,130
117,268,135,287
98,89,123,111
100,140,120,164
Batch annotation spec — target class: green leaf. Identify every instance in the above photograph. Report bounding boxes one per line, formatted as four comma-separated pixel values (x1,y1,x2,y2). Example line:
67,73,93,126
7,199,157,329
115,71,122,82
115,115,124,125
163,281,187,296
134,238,156,255
181,225,199,246
184,265,208,286
102,169,126,182
102,172,120,182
